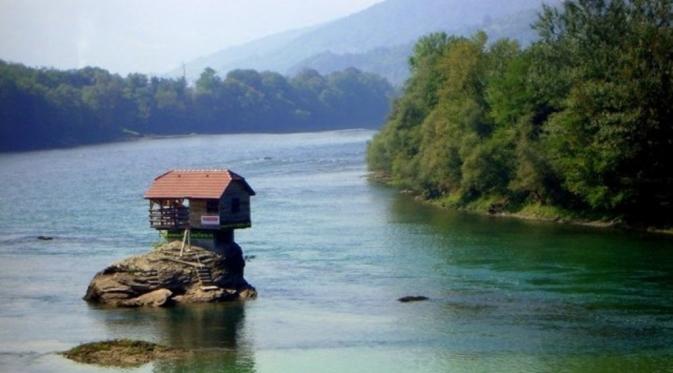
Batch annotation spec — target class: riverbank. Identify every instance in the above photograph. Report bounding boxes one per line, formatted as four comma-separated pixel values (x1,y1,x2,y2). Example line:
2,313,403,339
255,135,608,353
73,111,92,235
371,173,673,236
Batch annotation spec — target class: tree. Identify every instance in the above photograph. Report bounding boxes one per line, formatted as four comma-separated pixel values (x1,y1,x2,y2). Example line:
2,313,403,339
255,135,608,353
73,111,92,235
368,0,673,224
0,60,393,152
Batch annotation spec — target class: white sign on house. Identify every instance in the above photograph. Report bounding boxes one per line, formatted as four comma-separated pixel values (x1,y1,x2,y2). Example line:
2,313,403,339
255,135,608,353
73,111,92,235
201,215,220,226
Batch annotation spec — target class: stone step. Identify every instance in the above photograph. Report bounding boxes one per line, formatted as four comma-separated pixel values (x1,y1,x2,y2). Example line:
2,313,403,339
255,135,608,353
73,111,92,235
143,270,161,288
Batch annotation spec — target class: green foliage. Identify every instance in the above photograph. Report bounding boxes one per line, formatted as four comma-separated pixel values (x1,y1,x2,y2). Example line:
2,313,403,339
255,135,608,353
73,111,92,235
0,64,393,152
368,0,673,224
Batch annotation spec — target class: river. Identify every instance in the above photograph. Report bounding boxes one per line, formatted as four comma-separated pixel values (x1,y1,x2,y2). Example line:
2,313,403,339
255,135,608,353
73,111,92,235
0,130,672,372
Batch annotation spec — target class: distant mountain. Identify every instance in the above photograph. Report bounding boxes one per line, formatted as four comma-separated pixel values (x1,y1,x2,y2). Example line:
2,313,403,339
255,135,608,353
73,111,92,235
179,26,311,81
174,0,556,84
287,45,413,87
288,9,542,86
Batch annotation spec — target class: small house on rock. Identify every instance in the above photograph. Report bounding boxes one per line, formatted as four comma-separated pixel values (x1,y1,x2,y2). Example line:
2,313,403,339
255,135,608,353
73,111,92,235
144,169,255,256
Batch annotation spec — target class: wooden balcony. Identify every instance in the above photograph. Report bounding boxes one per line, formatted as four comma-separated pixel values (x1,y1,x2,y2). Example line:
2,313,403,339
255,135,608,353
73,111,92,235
149,206,190,230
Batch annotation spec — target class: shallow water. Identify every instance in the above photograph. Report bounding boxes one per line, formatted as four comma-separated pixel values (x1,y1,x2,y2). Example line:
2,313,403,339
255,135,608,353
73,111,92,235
1,130,672,372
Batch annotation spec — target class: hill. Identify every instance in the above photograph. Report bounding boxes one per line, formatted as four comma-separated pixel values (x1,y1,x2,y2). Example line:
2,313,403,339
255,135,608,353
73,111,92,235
174,0,556,84
288,9,541,86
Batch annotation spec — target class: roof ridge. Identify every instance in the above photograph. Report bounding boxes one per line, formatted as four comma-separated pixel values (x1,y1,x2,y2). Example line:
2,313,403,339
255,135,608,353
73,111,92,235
169,168,232,172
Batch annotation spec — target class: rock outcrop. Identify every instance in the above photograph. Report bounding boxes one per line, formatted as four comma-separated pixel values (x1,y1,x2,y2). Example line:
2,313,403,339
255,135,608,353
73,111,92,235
84,241,256,307
398,295,429,303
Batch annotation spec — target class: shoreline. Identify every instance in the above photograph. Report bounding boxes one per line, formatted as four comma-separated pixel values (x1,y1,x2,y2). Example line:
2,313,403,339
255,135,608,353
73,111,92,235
370,173,673,237
431,195,673,236
0,127,378,155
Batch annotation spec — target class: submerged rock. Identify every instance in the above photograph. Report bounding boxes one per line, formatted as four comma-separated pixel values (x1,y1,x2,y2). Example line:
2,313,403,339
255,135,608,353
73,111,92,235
84,241,256,307
398,295,429,303
61,339,188,367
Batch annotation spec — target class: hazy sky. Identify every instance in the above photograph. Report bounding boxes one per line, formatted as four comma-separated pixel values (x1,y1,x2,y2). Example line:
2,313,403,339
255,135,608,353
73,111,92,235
0,0,383,75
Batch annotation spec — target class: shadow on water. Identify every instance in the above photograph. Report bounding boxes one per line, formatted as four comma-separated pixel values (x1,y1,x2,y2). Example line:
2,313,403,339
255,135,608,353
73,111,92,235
380,191,673,354
385,191,673,282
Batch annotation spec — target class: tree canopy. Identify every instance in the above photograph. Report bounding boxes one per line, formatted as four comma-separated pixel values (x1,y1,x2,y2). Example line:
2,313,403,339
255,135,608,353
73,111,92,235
367,0,673,225
0,63,393,152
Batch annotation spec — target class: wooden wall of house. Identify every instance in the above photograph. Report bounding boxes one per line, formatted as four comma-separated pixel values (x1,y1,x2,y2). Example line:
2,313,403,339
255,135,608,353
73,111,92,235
189,199,208,228
219,181,251,224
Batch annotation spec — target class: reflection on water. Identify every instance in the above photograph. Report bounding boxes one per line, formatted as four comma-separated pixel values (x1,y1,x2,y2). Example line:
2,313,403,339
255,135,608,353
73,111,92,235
152,304,254,373
92,303,255,372
385,193,673,354
156,303,248,349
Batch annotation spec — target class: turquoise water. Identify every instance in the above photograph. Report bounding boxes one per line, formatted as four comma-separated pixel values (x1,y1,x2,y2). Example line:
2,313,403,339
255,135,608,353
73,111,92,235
1,130,672,372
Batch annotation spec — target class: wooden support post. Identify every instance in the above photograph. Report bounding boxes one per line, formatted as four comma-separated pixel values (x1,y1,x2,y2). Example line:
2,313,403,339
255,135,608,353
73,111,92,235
179,228,190,257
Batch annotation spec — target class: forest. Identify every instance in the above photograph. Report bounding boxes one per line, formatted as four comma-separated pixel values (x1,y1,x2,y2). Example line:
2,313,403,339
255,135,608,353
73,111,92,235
367,0,673,225
0,63,393,151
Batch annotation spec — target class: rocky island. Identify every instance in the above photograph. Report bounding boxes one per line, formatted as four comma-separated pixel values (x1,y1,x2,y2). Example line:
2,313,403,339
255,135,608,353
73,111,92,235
85,169,259,307
84,241,256,307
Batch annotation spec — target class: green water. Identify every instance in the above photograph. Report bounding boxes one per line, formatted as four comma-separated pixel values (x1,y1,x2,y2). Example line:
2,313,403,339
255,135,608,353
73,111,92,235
0,130,672,372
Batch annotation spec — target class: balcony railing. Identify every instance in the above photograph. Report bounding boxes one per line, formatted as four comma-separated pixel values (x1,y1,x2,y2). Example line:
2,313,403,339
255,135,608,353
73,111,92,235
149,206,190,229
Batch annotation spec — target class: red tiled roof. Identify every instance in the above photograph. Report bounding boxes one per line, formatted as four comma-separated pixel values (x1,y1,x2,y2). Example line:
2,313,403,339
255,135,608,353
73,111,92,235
144,169,255,199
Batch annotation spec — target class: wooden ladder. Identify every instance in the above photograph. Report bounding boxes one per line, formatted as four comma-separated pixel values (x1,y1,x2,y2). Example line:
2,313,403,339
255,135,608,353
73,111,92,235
196,266,214,287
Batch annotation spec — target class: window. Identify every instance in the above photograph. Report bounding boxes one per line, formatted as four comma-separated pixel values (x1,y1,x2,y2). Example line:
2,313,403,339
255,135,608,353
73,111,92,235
206,199,219,213
231,198,241,213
